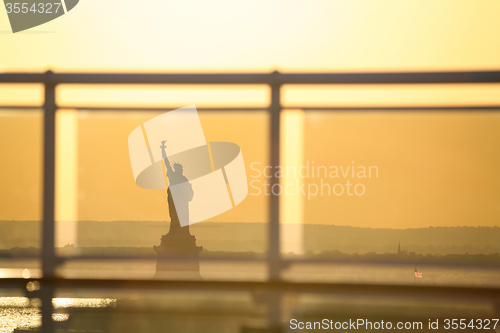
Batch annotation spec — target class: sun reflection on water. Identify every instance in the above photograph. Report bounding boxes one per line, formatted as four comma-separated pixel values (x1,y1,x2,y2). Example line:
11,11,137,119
0,297,116,333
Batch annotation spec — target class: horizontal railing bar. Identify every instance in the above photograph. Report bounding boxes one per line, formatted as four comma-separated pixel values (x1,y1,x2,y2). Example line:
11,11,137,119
300,106,500,111
0,255,260,262
285,257,500,270
2,71,500,84
59,255,259,261
2,254,499,271
0,106,41,110
279,71,500,85
0,106,268,111
3,105,500,112
71,107,268,112
2,278,500,300
0,73,46,83
60,257,500,270
58,255,500,269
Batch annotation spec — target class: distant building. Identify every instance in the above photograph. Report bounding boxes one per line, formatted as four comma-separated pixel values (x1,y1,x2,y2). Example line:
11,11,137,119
397,241,401,255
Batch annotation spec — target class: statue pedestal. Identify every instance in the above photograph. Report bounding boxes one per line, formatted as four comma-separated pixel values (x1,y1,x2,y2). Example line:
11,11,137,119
153,231,203,279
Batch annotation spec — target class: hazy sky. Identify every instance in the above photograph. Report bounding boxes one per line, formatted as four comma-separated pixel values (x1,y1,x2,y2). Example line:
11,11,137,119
2,0,500,72
1,0,500,228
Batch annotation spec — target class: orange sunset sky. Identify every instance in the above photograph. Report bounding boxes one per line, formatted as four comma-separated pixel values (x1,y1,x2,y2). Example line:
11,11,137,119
1,0,500,230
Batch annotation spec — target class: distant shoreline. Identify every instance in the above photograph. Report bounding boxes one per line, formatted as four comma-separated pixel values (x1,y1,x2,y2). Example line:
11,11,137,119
1,247,499,265
0,221,499,255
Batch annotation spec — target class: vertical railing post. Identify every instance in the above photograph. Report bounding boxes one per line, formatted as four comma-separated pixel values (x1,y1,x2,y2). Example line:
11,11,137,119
41,70,57,333
268,71,282,330
268,75,281,281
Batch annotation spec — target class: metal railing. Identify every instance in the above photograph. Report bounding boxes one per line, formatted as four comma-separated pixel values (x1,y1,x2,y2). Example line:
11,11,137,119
2,70,500,332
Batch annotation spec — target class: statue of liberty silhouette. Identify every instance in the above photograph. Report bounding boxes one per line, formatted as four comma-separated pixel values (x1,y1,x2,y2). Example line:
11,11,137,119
154,139,202,278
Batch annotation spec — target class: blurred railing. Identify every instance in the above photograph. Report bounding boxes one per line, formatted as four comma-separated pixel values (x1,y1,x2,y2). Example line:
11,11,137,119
1,70,500,333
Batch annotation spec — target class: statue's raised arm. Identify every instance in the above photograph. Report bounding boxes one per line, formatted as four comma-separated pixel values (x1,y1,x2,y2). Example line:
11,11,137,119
160,140,173,175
